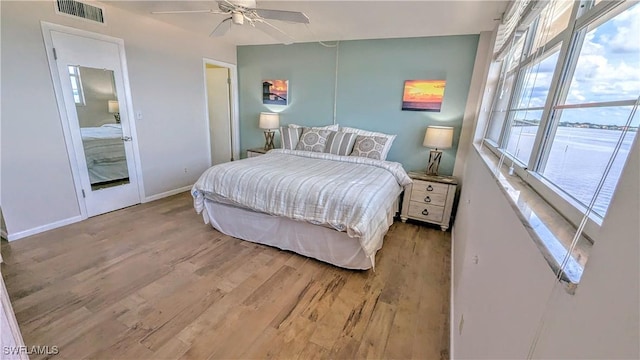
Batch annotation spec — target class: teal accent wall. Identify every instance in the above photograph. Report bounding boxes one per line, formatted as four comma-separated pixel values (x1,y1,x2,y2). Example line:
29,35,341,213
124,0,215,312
237,35,479,175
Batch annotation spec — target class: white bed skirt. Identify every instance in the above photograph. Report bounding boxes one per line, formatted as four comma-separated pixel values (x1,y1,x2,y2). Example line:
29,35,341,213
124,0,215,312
203,200,387,270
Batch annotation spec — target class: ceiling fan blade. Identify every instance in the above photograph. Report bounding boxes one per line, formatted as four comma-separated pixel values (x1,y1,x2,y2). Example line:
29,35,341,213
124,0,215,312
211,17,232,37
253,19,295,45
151,9,221,14
252,9,309,24
217,0,237,12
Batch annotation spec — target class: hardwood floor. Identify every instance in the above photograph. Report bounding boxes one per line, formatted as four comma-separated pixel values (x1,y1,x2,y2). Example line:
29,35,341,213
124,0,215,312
1,192,451,360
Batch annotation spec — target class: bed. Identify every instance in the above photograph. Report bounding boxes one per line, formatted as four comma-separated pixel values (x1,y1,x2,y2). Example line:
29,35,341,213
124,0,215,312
80,124,129,185
191,149,411,270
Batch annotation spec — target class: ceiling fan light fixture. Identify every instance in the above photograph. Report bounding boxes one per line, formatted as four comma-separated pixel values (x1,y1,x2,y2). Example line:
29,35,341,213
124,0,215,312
232,12,244,25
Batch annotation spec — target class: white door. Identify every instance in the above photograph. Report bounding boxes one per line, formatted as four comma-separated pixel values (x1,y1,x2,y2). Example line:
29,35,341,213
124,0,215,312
206,65,233,165
50,31,140,217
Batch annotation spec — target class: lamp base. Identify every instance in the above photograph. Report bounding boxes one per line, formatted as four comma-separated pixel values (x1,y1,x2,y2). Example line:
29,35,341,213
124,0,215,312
426,149,443,176
113,113,121,124
263,130,275,150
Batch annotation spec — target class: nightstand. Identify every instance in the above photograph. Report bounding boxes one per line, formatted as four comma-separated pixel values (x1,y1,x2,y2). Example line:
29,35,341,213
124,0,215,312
400,171,458,231
246,147,269,158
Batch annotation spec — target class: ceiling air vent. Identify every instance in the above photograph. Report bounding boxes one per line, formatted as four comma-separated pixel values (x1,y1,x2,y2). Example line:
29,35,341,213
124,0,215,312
56,0,105,24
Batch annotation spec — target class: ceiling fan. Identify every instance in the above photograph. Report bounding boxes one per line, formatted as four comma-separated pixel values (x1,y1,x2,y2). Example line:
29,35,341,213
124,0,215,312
151,0,309,45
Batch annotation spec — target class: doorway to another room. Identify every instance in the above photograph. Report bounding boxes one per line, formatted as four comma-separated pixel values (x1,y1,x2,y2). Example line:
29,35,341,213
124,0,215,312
203,59,239,166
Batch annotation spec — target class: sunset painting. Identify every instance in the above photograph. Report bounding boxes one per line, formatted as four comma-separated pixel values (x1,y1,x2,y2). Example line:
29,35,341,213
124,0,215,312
402,80,446,111
262,80,288,105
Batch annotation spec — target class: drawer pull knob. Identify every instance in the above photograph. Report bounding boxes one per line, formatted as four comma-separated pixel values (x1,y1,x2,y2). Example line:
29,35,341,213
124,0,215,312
424,196,431,203
422,209,429,216
426,185,434,191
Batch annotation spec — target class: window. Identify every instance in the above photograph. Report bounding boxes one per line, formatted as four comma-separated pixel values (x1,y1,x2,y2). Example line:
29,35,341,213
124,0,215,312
483,1,640,221
485,30,530,144
486,71,515,143
505,48,561,164
540,3,640,216
530,0,574,50
68,65,85,105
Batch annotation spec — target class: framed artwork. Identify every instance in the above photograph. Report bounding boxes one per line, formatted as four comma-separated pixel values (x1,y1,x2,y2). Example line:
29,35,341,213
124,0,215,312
262,79,288,105
402,80,446,112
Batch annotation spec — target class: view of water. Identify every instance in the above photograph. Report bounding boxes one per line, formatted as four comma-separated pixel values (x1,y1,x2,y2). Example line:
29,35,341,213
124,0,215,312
507,126,637,216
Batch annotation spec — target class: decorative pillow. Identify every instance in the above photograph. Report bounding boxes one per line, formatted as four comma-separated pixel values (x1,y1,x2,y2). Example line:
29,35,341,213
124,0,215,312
289,123,340,131
324,131,357,156
280,126,303,150
350,135,389,160
295,128,332,152
340,127,396,160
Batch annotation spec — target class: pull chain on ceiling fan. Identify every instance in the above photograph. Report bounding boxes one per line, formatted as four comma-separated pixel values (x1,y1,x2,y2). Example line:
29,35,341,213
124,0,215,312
151,0,309,45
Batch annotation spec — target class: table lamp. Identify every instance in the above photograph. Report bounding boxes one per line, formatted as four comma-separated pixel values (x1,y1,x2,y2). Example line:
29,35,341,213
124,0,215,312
423,126,453,175
259,112,280,150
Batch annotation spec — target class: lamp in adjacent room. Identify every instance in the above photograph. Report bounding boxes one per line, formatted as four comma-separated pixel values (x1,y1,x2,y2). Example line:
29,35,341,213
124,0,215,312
423,126,453,176
108,100,120,124
259,112,280,150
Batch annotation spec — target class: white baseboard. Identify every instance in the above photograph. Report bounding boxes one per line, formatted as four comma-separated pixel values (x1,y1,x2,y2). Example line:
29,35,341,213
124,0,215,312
142,185,192,203
0,228,8,240
450,224,456,360
5,215,83,242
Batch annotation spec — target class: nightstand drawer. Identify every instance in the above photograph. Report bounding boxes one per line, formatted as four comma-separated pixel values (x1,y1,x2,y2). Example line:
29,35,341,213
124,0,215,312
412,179,449,195
409,190,447,206
411,179,449,198
407,202,444,223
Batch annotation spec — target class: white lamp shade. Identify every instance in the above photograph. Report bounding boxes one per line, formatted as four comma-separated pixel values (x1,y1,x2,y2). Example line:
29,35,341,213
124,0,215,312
259,112,280,129
423,126,454,149
108,100,119,113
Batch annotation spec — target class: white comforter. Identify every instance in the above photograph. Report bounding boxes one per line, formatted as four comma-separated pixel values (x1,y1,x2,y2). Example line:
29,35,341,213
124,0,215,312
80,124,127,183
192,149,411,260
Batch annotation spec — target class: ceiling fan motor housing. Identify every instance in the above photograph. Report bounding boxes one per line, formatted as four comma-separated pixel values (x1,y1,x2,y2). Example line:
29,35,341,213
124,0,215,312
232,12,244,25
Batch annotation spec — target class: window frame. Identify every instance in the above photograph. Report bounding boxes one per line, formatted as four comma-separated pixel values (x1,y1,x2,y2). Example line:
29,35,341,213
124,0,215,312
481,0,638,234
68,65,85,106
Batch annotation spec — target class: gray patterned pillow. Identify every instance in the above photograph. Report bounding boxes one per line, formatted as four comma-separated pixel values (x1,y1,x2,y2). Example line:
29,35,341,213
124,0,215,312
350,135,389,160
324,131,357,156
295,128,332,152
280,126,303,150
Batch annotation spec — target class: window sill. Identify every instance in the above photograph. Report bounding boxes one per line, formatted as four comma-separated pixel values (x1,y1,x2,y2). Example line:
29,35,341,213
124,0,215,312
473,144,592,293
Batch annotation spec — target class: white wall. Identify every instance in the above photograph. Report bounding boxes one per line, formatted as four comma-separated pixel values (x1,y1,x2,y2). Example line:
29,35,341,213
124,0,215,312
0,1,236,237
452,135,639,356
452,31,494,183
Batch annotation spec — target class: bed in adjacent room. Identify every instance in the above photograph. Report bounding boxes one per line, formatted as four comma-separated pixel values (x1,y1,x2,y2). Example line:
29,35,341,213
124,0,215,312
192,149,411,270
80,123,129,186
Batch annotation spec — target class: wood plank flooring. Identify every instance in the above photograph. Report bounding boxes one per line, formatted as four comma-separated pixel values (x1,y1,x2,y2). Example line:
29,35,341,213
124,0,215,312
1,192,451,360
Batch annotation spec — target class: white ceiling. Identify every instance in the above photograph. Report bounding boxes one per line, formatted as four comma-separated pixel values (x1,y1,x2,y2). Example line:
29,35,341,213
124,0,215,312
110,1,508,46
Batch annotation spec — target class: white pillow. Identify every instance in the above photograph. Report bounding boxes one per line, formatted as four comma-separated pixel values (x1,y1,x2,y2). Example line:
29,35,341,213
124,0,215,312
340,126,396,160
350,135,389,160
280,126,304,150
288,123,339,131
295,128,332,152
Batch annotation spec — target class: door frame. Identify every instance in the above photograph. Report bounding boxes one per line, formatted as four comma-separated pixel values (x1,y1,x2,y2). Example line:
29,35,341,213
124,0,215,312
202,58,240,164
41,21,145,219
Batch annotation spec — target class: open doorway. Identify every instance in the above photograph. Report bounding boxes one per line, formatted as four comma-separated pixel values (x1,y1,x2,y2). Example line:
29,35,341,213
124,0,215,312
203,59,239,165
